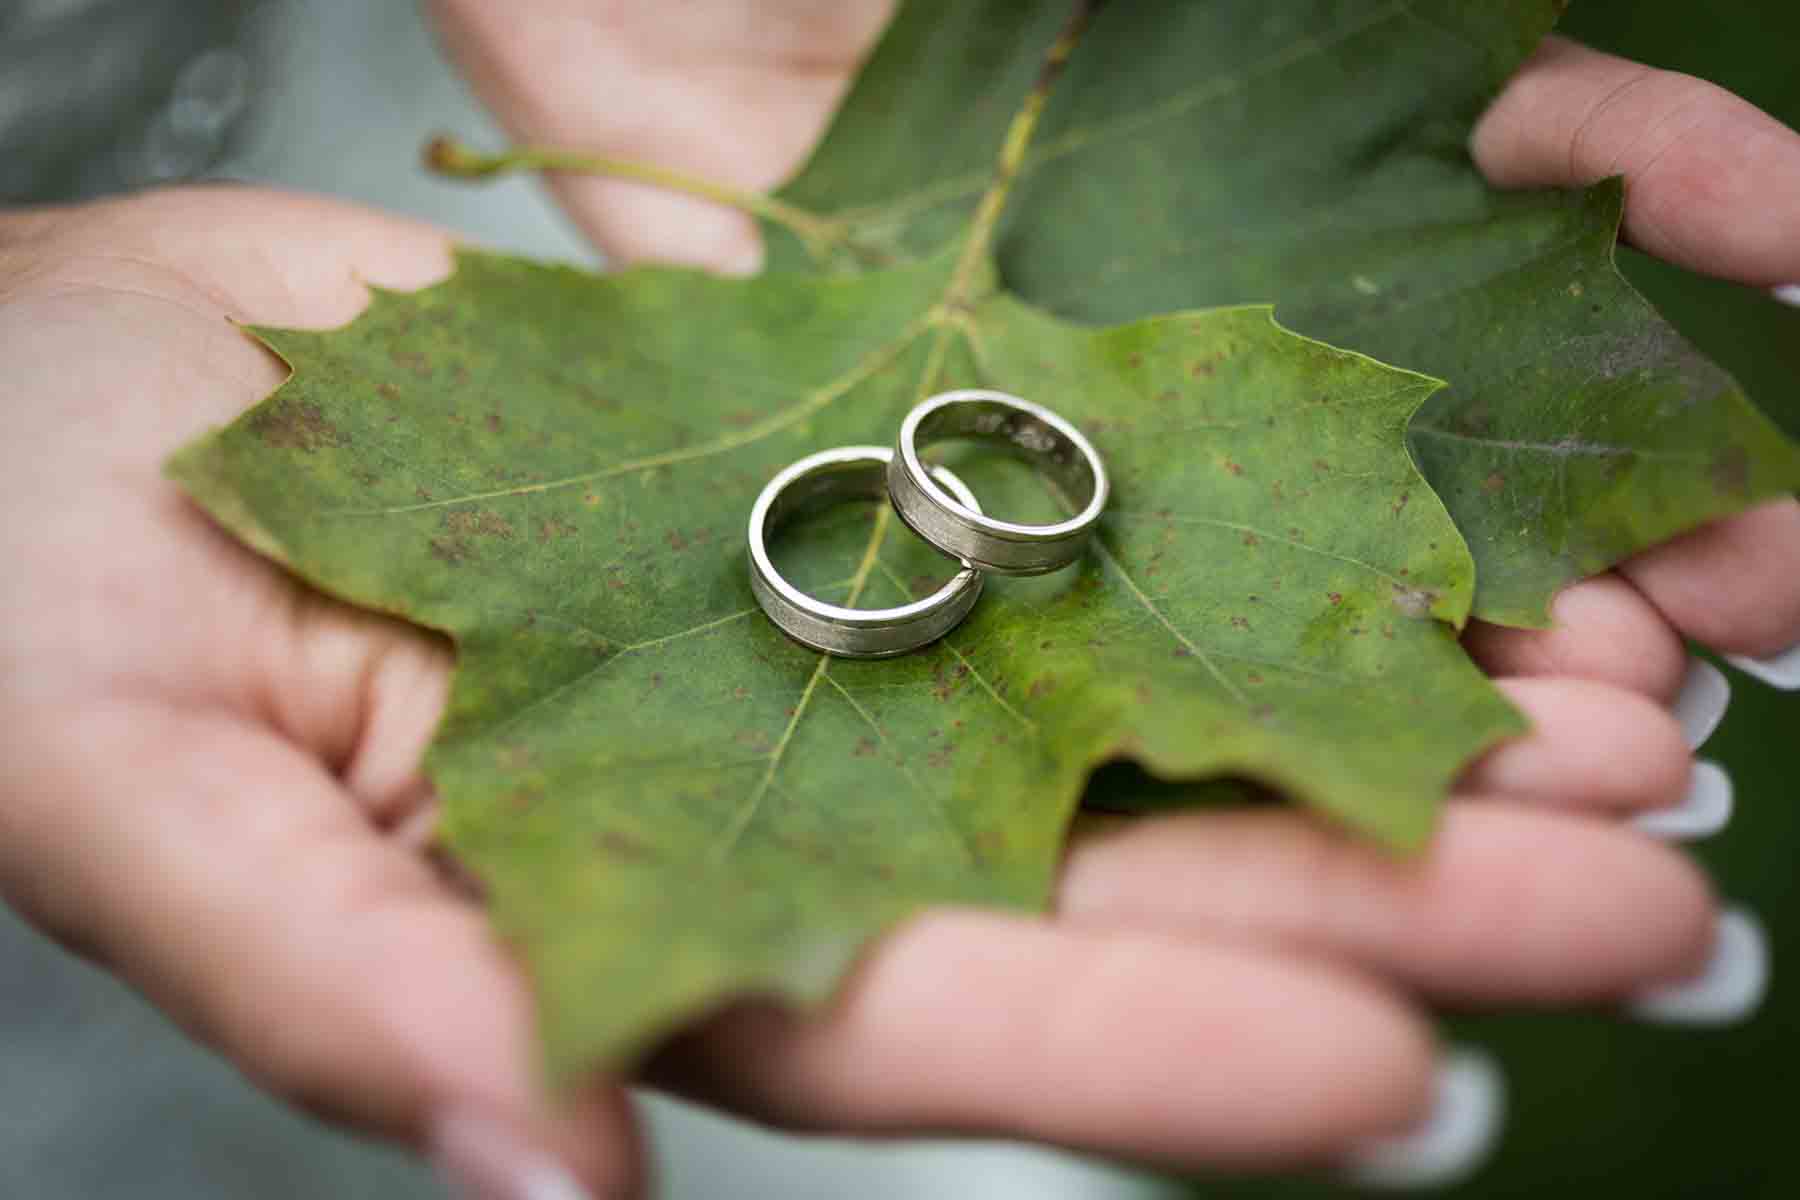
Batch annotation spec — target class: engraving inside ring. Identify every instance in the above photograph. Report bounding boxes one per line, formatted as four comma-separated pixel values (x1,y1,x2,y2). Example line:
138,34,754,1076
912,398,1097,517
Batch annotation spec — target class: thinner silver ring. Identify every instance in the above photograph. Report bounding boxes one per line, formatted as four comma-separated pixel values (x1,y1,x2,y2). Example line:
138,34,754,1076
888,389,1109,576
748,445,985,658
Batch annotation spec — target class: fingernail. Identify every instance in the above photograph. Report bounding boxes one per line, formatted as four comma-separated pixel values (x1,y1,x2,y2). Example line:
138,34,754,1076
1634,759,1733,840
1341,1048,1506,1189
1630,907,1769,1027
1672,657,1730,750
1772,284,1800,308
430,1109,593,1200
1726,640,1800,691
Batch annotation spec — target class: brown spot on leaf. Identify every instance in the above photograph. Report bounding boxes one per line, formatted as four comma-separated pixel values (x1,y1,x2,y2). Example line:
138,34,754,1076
1328,592,1343,606
1709,445,1750,496
1481,472,1506,495
446,509,515,539
595,829,656,863
1391,491,1410,515
249,399,347,452
666,529,689,552
429,537,467,565
1391,584,1436,619
853,737,877,758
390,348,431,377
485,412,503,434
1224,459,1244,476
376,382,399,401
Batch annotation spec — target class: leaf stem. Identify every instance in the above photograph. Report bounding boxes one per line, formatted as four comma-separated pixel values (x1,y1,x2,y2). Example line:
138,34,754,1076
943,1,1094,309
424,135,845,261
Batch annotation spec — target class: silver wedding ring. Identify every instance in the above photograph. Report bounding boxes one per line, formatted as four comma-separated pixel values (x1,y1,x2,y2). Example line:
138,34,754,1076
747,446,985,658
748,392,1106,656
888,389,1109,576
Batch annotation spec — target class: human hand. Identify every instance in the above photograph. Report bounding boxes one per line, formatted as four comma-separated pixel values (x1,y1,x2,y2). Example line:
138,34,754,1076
0,16,1789,1200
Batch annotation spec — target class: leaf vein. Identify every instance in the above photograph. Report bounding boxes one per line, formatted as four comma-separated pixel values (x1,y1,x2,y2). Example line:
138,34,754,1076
1109,509,1416,589
334,318,934,516
1091,536,1251,706
824,673,974,865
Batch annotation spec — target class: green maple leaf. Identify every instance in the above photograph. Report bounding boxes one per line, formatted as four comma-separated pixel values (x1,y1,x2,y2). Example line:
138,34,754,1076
168,11,1521,1072
765,0,1800,625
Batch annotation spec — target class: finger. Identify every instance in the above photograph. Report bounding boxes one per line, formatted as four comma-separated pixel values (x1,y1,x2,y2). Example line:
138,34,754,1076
1458,677,1689,812
1618,499,1800,659
1462,572,1686,702
1471,35,1800,286
22,186,454,338
0,700,641,1200
427,0,893,270
647,911,1434,1170
1057,802,1716,1005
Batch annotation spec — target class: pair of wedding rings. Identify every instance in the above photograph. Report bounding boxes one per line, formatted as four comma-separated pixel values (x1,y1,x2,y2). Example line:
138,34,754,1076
747,389,1109,658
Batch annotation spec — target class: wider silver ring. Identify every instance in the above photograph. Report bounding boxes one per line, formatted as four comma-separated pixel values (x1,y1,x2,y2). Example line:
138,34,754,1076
748,445,985,658
888,389,1109,576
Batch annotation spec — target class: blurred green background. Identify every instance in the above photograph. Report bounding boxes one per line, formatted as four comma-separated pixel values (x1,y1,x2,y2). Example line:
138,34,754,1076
0,2,1795,1198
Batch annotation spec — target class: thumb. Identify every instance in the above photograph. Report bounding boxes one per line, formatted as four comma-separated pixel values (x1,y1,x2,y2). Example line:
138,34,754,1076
1471,35,1800,286
425,0,890,272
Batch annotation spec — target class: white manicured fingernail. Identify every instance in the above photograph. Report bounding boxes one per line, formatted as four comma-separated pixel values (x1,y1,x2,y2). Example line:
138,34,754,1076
1630,907,1768,1027
1672,657,1730,749
1726,641,1800,690
1342,1048,1505,1189
1634,759,1733,840
430,1109,593,1200
1772,284,1800,307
